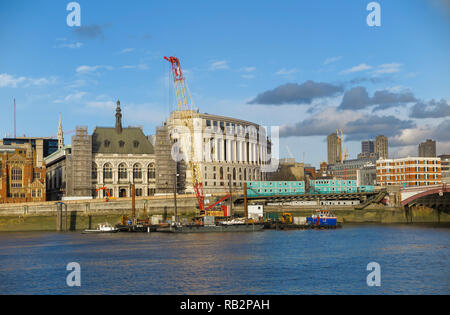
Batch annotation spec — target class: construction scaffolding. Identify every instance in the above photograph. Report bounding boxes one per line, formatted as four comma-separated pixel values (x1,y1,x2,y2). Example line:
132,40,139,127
155,124,182,194
68,126,92,197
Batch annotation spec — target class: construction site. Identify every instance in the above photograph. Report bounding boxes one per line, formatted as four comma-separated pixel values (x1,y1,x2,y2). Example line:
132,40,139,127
1,56,449,232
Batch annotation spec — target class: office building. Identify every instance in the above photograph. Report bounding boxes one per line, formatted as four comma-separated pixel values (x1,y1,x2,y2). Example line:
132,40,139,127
376,157,441,187
327,133,340,165
375,135,388,159
418,139,437,157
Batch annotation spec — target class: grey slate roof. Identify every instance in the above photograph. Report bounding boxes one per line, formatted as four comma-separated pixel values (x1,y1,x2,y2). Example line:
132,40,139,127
92,127,154,154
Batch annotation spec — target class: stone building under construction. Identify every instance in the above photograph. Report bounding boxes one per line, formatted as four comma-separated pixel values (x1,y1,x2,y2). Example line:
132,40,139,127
44,102,272,200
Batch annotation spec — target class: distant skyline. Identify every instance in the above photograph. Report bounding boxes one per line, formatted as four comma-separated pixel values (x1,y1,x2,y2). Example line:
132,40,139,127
1,0,449,167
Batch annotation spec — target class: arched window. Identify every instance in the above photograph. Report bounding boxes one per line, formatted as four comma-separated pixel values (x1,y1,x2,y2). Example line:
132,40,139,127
92,163,97,180
133,163,142,180
220,167,224,180
148,163,156,179
103,163,113,180
119,163,127,180
11,167,23,188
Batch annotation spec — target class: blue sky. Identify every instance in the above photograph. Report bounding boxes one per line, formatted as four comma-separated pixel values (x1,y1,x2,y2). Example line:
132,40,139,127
1,0,449,167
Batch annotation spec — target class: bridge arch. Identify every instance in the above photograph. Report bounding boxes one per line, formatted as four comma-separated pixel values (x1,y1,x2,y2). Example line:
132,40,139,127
401,186,450,207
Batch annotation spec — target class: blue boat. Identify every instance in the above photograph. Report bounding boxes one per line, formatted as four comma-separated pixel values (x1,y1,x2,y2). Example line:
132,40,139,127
306,210,338,227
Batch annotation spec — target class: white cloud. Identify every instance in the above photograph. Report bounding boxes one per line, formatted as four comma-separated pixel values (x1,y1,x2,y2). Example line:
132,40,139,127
54,91,87,103
57,42,83,49
0,73,27,87
0,73,55,88
239,66,256,72
118,48,135,54
386,85,411,93
241,74,256,79
121,64,149,70
340,62,402,76
210,60,229,71
340,63,372,74
389,123,450,158
390,126,433,147
76,65,114,73
67,79,87,89
86,100,116,109
275,68,300,75
373,63,402,75
324,56,342,65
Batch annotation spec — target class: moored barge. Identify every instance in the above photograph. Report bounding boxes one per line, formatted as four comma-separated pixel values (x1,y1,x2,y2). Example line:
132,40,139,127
157,222,264,233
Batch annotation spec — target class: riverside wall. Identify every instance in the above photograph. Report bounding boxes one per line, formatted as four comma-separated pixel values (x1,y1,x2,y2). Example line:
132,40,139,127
0,195,448,231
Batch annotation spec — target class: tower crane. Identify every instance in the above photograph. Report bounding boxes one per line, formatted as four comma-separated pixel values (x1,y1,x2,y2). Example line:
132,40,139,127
336,129,349,162
165,56,230,216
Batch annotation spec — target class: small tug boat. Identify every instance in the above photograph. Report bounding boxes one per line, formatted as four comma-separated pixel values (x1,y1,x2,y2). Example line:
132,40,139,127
306,210,338,227
82,223,119,234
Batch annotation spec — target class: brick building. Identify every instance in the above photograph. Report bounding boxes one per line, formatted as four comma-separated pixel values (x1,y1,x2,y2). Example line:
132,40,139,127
0,143,46,203
376,157,441,187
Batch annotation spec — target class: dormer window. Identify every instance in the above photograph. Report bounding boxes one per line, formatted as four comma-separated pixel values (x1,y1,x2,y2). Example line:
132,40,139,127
119,141,125,148
104,140,110,147
133,141,139,148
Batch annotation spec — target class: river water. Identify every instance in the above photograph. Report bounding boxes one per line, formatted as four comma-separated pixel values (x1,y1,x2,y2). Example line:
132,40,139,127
0,225,448,295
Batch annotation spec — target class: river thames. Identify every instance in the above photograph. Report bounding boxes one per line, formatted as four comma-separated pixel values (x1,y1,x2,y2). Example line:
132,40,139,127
0,225,448,295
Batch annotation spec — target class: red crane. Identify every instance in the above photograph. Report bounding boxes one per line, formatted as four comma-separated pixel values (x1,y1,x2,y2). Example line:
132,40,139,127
164,56,230,216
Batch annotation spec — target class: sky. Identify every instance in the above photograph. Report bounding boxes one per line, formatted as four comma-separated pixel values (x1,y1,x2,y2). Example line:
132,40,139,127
1,0,449,167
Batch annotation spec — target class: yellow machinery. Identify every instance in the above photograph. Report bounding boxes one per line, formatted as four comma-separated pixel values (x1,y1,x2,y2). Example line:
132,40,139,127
336,129,349,163
281,212,293,224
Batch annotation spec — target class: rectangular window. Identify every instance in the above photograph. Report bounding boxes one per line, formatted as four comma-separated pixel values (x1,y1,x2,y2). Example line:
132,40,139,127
11,167,23,188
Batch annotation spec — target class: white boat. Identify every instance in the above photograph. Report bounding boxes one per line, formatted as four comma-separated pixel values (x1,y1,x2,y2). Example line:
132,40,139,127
82,223,119,234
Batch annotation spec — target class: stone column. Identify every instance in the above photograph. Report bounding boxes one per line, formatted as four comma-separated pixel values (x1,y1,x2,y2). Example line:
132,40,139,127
214,137,219,162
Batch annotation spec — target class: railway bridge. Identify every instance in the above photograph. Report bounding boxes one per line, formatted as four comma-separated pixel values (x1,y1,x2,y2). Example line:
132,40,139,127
234,190,386,209
400,184,450,211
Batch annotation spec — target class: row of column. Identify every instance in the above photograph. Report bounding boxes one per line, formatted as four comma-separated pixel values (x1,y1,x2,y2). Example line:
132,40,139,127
206,138,267,164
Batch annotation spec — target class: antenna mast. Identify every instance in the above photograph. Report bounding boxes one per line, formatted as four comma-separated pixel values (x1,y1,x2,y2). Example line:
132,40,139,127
14,98,16,138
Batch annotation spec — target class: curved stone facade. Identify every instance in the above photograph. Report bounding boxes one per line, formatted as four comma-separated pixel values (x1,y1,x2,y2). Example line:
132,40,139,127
162,111,271,194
